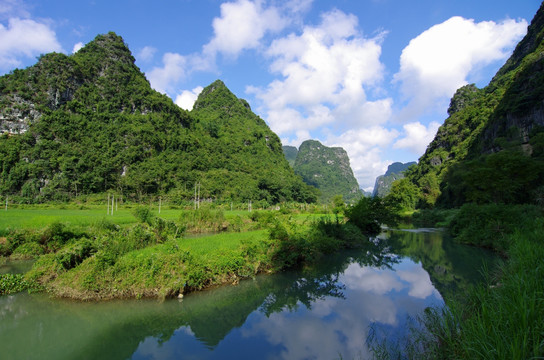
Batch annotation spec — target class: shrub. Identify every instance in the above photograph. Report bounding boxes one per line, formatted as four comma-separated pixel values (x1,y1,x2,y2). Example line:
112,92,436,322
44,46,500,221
346,197,399,236
0,273,39,295
449,203,543,252
132,207,155,225
11,242,44,259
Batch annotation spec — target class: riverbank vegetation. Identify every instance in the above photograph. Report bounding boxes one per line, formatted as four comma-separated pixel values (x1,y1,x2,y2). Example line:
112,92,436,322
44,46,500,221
412,206,544,359
369,203,544,359
0,196,389,300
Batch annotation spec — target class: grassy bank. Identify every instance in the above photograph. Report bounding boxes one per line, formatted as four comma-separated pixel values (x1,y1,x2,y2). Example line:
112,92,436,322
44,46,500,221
415,204,544,359
1,206,368,300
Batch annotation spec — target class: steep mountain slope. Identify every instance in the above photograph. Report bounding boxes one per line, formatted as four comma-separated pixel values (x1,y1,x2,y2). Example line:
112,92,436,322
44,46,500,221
406,3,544,207
293,140,361,202
282,146,298,167
372,162,416,197
0,33,317,204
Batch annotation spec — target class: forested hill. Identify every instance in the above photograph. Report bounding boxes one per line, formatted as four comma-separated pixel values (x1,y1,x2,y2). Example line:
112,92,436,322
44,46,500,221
0,32,317,205
404,2,544,208
292,140,362,203
372,162,416,198
282,146,298,167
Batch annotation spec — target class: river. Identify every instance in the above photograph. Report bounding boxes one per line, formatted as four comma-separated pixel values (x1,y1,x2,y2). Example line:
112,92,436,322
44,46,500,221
0,229,495,360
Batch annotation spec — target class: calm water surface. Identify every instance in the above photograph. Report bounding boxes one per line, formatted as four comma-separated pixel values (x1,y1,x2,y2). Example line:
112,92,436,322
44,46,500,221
0,229,495,360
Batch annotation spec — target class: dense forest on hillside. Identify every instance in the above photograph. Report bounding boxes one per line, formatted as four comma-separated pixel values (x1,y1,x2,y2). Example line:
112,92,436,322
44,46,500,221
0,33,318,205
282,141,362,203
291,140,362,203
402,3,544,209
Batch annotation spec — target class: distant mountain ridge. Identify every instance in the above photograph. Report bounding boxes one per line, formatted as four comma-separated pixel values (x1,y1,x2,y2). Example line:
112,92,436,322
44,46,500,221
0,32,317,204
283,140,362,202
372,162,416,197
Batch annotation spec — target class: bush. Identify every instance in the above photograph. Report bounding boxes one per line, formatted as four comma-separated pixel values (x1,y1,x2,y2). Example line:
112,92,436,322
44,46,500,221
449,203,543,252
412,209,457,228
345,197,399,236
11,242,44,259
0,273,39,295
132,207,155,225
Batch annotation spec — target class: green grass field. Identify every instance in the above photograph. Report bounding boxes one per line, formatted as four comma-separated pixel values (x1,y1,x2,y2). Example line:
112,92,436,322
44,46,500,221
0,208,180,232
0,206,332,234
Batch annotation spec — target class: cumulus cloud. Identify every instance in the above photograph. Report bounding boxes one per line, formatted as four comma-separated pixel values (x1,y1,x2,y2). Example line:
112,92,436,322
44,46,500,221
203,0,287,58
72,42,84,53
394,16,528,120
393,121,440,154
137,46,157,62
146,53,188,94
0,17,62,70
174,86,204,110
250,9,390,141
147,0,298,96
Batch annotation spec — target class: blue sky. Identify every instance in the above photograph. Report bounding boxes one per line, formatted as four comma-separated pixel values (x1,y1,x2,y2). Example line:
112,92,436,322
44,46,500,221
1,0,541,191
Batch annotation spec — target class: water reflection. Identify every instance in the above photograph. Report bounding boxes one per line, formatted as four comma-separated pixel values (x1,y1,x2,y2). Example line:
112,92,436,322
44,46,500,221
0,229,494,360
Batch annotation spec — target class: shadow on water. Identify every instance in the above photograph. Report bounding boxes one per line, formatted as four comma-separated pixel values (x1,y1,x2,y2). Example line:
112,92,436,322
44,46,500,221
0,229,495,360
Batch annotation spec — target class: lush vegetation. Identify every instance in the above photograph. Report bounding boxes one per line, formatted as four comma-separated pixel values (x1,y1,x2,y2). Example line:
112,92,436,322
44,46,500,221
291,139,362,203
376,5,544,358
400,3,544,209
410,207,544,359
0,33,317,205
0,197,386,300
372,161,416,198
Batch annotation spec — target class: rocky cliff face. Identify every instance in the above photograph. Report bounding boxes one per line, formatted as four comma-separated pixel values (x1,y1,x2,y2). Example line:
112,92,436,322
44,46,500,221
293,140,361,202
372,162,416,197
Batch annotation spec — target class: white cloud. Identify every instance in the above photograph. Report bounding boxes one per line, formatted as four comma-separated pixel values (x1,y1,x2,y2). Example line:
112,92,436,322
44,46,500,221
250,8,390,143
394,16,528,120
393,121,440,154
137,46,157,62
146,53,188,94
0,0,30,19
72,42,83,53
326,126,399,190
0,17,62,70
203,0,287,58
174,86,203,110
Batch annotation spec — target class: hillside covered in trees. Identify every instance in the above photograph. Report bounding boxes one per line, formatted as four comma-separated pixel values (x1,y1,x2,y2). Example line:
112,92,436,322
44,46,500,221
372,162,416,198
288,140,362,203
402,3,544,209
0,33,318,205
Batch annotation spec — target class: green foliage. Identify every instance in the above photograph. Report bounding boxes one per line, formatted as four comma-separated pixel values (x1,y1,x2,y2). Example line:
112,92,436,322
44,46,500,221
345,197,399,236
448,203,543,252
282,145,298,167
0,273,39,295
385,178,420,211
132,207,155,225
418,216,544,359
0,37,315,205
404,7,544,209
411,208,457,228
439,150,544,207
267,216,366,269
179,208,226,233
292,140,361,203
